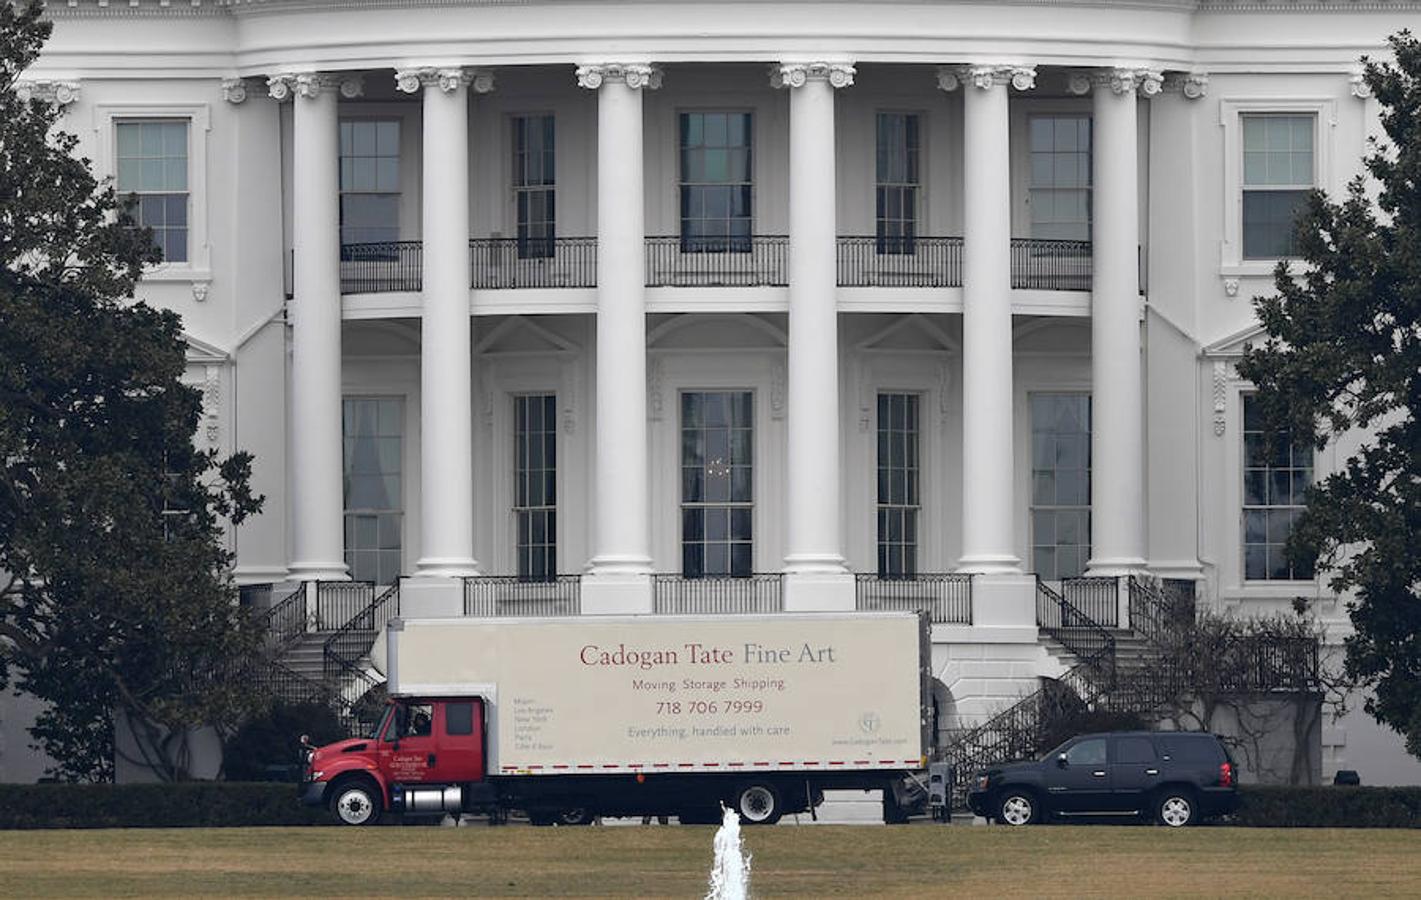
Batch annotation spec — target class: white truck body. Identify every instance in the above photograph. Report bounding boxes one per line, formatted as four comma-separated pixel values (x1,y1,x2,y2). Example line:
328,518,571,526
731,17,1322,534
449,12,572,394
386,612,933,777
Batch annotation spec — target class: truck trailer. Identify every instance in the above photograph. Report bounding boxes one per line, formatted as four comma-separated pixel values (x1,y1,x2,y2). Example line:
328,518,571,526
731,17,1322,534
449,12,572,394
299,611,933,826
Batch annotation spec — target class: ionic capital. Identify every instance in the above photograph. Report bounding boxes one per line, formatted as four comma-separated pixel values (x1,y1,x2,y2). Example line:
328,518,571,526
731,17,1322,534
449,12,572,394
221,78,248,105
395,66,495,95
1099,68,1164,97
1162,72,1209,100
575,63,663,91
770,62,856,90
1349,69,1372,100
15,79,81,107
267,72,358,102
937,65,1035,92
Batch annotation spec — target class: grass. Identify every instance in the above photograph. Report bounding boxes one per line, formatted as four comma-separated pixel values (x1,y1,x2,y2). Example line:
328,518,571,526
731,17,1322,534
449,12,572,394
1,824,1419,898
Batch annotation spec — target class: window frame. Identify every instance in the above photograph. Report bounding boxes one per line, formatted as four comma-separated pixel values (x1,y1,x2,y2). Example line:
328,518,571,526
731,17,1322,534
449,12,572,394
338,117,403,248
1028,391,1093,581
677,109,755,253
1240,392,1315,583
512,392,558,582
509,113,556,260
94,102,211,279
341,394,406,587
679,389,755,578
875,391,922,578
874,111,924,255
1026,112,1093,242
1239,113,1316,261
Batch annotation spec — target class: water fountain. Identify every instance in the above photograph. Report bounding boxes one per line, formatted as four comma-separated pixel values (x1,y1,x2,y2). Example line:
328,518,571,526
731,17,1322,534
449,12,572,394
705,804,752,900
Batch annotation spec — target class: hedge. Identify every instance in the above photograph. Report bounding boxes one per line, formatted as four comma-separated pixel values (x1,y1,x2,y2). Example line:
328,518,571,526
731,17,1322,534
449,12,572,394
0,783,329,829
1232,785,1421,828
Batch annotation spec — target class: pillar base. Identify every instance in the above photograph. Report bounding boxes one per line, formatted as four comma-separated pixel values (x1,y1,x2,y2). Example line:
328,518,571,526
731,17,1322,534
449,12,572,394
782,571,855,612
967,573,1037,630
286,560,349,582
399,575,465,618
1084,557,1148,578
581,572,652,615
414,557,482,579
955,554,1022,576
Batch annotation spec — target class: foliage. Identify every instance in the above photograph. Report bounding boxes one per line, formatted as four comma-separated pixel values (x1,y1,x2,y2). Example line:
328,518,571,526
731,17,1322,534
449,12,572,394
0,782,328,829
1236,31,1421,760
1232,785,1421,828
0,1,266,781
223,701,345,782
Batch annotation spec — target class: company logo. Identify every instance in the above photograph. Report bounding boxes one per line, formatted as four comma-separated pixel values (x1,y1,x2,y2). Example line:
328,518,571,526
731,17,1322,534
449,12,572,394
859,712,881,734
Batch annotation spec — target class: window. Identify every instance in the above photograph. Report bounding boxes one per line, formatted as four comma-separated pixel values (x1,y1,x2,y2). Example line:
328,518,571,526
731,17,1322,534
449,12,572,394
1115,737,1157,765
339,120,401,246
343,397,404,585
877,393,920,577
679,112,753,252
512,115,555,259
1064,738,1107,766
1242,114,1314,259
1242,394,1315,581
1031,394,1091,580
681,391,753,577
116,121,189,263
445,702,474,736
876,113,920,255
1158,736,1223,763
1028,115,1092,241
514,394,557,581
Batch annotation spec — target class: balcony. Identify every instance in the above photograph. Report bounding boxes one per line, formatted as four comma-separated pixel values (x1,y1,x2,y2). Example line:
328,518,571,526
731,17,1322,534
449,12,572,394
651,573,784,614
330,235,1098,294
463,574,582,617
853,573,973,625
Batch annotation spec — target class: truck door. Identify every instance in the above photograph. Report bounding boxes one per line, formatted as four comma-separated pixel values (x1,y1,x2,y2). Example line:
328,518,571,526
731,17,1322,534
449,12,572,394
435,699,485,783
381,701,438,784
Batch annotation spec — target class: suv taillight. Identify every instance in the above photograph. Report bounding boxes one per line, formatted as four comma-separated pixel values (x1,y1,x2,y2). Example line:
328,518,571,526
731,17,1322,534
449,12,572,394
1219,761,1234,787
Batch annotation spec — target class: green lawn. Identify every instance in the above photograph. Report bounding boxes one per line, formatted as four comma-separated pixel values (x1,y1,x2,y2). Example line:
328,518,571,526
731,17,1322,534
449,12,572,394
1,824,1418,898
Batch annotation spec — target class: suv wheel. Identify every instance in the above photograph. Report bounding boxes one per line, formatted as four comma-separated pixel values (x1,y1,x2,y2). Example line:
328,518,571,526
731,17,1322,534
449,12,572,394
1156,790,1196,827
996,790,1040,826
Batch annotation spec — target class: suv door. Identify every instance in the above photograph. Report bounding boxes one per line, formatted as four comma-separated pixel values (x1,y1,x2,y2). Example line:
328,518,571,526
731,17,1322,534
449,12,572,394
1042,736,1111,811
1109,735,1162,811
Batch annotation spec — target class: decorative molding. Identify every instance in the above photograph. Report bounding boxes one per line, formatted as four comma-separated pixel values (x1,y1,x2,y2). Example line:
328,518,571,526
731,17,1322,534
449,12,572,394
1223,277,1240,298
575,63,662,91
15,79,81,107
1212,361,1229,437
220,77,248,104
394,66,494,94
1067,71,1093,96
1349,70,1372,100
770,62,856,90
936,65,1034,92
191,281,211,303
202,364,222,447
266,71,347,101
1164,72,1209,100
770,361,787,420
339,75,365,99
647,356,665,421
1097,67,1164,96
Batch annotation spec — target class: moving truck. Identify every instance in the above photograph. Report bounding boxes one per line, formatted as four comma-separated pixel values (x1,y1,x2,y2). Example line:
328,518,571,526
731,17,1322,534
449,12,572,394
300,612,933,826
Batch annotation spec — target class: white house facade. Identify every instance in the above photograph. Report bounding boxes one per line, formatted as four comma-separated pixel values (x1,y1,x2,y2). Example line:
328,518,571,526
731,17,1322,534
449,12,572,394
7,0,1421,786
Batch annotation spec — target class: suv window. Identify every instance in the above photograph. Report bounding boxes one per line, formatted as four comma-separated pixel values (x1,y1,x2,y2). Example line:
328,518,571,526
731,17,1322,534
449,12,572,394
1158,735,1222,763
1115,737,1156,764
1064,738,1107,766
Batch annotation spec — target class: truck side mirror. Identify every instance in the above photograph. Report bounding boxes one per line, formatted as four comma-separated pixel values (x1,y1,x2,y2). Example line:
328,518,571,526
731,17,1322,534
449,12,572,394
1056,753,1069,769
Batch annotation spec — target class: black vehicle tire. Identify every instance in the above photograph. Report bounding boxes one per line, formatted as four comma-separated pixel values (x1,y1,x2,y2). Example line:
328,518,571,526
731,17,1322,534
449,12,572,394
328,777,382,826
1154,788,1197,827
994,789,1041,827
555,805,596,826
734,782,783,825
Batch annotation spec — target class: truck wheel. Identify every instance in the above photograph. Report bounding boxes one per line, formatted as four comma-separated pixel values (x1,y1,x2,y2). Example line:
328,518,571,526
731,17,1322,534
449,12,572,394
995,789,1040,826
555,806,595,826
1155,789,1196,827
329,779,382,826
735,783,782,825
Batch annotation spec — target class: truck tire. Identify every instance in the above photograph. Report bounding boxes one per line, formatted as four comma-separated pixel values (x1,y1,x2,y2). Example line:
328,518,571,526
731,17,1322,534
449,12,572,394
994,789,1041,826
329,778,382,826
734,782,782,825
555,805,595,826
1154,788,1197,827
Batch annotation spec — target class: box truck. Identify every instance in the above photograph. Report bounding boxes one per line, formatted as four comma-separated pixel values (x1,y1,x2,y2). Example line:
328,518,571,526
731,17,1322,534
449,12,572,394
299,611,933,826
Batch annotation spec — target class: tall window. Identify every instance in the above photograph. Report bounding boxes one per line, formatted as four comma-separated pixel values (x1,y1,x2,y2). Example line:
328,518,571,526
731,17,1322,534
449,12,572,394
512,115,555,259
1028,115,1092,241
1242,114,1314,259
339,120,401,245
679,112,753,252
1242,394,1315,581
514,394,557,581
343,397,404,585
877,393,920,577
116,121,189,263
876,113,921,255
1031,394,1091,580
681,392,753,577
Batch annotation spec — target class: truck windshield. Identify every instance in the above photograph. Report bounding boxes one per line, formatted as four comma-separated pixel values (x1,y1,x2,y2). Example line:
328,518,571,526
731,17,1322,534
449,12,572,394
370,705,395,741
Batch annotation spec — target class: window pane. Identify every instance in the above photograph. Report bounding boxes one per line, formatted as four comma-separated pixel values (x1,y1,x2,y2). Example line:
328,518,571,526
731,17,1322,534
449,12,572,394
681,391,754,577
1241,394,1315,581
1030,393,1091,579
340,119,401,246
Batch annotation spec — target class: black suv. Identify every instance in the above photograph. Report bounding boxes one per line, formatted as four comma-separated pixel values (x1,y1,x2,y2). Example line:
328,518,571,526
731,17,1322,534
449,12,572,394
967,731,1238,827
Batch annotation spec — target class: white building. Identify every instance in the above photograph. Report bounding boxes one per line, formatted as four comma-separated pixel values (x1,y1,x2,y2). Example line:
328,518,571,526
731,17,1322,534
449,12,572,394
7,0,1421,785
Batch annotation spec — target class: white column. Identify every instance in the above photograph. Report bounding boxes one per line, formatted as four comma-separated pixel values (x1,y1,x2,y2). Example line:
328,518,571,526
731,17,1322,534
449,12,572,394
1086,68,1158,576
773,62,855,604
577,64,660,609
270,72,360,582
941,65,1035,575
395,67,490,579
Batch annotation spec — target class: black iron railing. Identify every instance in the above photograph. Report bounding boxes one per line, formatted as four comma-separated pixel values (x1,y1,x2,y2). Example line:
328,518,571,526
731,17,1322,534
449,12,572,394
1036,578,1117,690
464,575,582,617
322,582,400,684
1126,576,1194,644
854,573,972,624
1059,576,1120,627
1010,238,1092,291
339,241,422,294
645,235,789,287
836,236,964,288
260,583,308,650
469,237,597,289
652,573,783,614
314,581,376,631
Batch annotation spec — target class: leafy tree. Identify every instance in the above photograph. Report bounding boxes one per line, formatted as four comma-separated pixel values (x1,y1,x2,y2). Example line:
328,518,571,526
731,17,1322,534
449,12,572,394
223,701,345,782
0,1,266,780
1237,31,1421,760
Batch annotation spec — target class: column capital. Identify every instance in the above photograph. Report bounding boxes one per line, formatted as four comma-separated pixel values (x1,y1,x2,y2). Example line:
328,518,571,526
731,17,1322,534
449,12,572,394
221,77,248,104
267,72,363,102
937,65,1036,93
1070,67,1164,97
394,66,495,95
1162,72,1210,100
575,63,663,91
770,62,856,90
1349,68,1372,100
15,79,81,107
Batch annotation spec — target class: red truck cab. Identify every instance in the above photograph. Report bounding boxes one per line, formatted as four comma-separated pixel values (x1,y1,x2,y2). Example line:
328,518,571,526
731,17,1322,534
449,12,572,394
300,697,488,825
